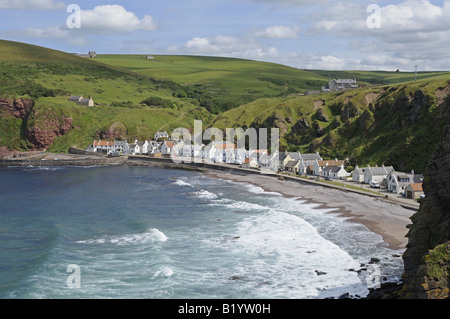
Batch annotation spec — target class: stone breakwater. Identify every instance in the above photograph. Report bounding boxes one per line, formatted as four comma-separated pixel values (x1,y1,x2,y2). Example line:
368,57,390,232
0,156,125,167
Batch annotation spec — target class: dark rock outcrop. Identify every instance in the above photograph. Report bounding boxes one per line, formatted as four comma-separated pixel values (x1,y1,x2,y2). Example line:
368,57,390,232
0,98,34,119
316,108,329,122
402,123,450,299
26,116,73,149
292,117,311,134
97,121,128,140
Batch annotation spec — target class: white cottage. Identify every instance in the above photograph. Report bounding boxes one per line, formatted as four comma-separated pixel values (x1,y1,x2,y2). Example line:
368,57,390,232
128,143,141,155
321,164,349,179
161,141,175,155
154,131,169,140
313,159,346,176
387,170,424,194
241,158,259,169
364,165,394,184
136,140,149,154
352,165,367,183
114,140,129,154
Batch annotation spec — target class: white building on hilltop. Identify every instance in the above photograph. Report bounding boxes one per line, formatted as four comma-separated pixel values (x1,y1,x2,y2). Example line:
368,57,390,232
322,79,358,92
154,131,169,140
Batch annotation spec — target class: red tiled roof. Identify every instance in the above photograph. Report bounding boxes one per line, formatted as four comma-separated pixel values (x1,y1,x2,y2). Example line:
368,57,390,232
318,160,345,167
410,183,423,191
93,140,114,147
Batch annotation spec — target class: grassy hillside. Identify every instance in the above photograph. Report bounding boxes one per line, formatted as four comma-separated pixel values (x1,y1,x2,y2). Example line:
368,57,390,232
210,74,450,173
97,54,450,110
95,54,329,109
0,40,214,152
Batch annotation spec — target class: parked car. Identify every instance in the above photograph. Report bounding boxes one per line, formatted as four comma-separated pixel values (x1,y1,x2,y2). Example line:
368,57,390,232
325,176,333,181
369,181,380,188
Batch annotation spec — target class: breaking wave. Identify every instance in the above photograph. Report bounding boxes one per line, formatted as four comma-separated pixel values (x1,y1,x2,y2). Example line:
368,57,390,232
77,228,168,246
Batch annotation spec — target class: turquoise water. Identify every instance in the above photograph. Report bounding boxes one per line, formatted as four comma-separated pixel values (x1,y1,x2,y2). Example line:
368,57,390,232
0,165,404,299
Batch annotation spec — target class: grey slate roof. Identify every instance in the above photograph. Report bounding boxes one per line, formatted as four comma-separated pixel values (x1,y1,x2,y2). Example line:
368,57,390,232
300,153,322,161
369,166,393,175
323,165,343,173
285,160,298,169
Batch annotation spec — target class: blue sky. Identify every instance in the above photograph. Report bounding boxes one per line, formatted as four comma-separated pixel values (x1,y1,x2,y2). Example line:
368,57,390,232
1,0,450,71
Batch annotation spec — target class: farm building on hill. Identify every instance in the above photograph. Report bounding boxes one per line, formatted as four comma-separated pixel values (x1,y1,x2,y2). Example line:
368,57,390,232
322,79,358,92
69,95,95,107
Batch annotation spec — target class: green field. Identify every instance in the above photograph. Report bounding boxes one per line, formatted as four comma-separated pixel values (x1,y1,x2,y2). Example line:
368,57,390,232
95,54,329,108
96,54,450,106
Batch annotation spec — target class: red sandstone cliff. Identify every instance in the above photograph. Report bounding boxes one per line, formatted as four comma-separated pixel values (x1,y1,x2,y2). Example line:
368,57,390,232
0,98,73,150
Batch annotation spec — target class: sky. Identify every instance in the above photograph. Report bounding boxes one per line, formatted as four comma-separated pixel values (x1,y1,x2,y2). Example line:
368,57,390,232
0,0,450,71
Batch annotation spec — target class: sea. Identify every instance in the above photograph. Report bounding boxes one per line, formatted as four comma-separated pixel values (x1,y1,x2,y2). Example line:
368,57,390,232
0,165,405,299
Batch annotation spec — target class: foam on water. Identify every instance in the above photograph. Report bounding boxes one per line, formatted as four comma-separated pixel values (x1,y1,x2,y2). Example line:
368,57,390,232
193,190,218,200
209,197,271,212
77,228,168,246
204,205,369,298
154,267,174,278
172,178,194,187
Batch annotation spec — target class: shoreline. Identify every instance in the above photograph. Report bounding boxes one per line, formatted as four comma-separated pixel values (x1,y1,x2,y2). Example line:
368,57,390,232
1,153,417,250
204,170,414,251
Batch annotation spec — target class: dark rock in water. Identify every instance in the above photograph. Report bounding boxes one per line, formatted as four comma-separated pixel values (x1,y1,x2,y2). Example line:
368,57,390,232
338,293,350,299
365,282,403,299
369,257,381,264
229,275,243,281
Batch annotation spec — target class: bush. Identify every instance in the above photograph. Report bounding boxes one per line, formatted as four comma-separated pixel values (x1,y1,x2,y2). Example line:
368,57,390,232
141,96,175,109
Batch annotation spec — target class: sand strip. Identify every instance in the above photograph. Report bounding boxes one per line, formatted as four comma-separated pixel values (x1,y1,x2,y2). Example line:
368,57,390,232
205,170,416,250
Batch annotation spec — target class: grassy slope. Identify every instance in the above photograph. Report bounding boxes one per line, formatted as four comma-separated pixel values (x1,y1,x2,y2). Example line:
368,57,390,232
97,55,450,103
210,74,450,173
0,40,214,152
95,55,329,106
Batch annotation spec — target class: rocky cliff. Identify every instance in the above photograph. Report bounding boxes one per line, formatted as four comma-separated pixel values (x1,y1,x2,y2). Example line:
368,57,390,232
0,98,34,119
402,123,450,299
0,98,73,150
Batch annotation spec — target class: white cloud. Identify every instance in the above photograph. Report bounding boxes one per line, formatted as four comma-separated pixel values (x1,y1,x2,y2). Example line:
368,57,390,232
8,26,87,46
255,25,299,39
0,4,158,48
301,54,362,70
0,0,65,10
302,0,450,70
171,34,282,60
78,5,157,33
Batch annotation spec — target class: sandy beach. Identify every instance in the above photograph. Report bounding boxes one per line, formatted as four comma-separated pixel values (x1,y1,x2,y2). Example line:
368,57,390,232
205,170,416,250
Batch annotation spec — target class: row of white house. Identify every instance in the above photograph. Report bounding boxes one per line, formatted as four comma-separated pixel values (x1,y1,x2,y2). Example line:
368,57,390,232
85,133,423,198
351,164,424,196
86,137,267,165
